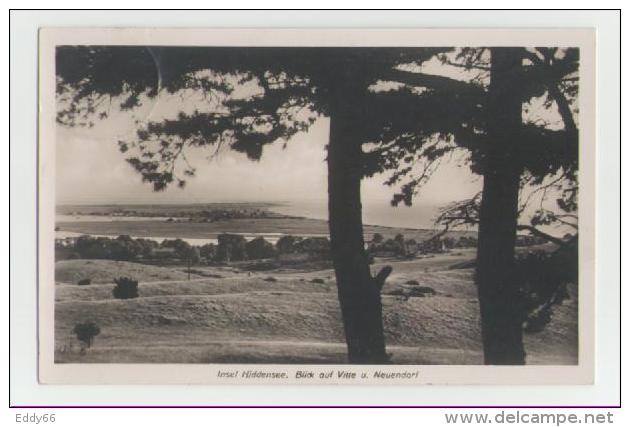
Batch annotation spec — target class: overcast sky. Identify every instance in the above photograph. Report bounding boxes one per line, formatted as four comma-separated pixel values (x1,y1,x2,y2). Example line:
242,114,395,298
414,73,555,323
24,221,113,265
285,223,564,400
55,101,482,207
55,48,567,230
55,49,494,209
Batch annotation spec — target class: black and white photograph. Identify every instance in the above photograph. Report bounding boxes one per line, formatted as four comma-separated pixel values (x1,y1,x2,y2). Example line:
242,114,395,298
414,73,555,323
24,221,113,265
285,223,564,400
36,28,596,384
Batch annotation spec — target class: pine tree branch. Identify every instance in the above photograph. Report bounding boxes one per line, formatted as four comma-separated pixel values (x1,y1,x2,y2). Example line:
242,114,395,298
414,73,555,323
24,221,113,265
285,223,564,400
380,68,485,96
516,224,566,247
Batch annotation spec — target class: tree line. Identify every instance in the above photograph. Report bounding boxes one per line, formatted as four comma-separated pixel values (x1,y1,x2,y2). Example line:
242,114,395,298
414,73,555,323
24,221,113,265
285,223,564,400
60,233,331,263
59,230,498,263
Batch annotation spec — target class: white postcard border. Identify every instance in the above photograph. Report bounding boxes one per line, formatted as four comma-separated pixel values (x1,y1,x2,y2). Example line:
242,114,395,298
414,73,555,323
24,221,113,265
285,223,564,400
38,27,596,385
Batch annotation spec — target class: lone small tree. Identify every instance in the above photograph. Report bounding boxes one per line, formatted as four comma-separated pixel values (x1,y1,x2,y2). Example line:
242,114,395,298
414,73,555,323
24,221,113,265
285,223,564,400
112,277,139,299
73,321,101,348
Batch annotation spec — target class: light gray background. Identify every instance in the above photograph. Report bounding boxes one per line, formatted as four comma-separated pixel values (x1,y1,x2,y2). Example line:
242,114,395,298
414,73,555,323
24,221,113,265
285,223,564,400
10,9,620,406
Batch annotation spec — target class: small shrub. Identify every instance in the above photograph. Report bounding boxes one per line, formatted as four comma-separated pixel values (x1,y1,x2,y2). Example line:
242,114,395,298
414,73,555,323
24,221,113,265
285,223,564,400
310,278,325,284
385,288,406,297
73,321,100,348
408,285,436,296
372,233,384,244
77,278,91,286
263,276,277,282
242,260,280,271
385,284,436,299
112,277,139,299
405,280,420,286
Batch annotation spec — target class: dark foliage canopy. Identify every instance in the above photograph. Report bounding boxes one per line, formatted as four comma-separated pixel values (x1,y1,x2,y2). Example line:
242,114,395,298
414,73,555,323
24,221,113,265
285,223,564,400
56,46,477,188
73,321,101,347
57,45,579,235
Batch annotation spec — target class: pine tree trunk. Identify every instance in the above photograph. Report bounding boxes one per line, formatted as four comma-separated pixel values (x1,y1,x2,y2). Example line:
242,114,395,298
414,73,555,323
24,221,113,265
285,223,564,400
327,90,390,364
475,48,526,365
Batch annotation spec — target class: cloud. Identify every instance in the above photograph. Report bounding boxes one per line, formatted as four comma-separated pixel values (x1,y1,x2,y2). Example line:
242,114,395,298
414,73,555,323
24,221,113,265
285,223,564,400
56,115,481,209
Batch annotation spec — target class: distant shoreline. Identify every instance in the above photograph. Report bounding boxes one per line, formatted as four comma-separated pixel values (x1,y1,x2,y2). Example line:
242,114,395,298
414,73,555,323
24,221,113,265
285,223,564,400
55,202,477,239
56,201,285,208
56,202,432,231
55,219,475,244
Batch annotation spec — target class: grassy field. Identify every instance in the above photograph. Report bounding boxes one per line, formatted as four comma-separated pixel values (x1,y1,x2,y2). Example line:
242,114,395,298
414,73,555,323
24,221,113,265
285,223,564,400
55,259,203,284
54,250,578,365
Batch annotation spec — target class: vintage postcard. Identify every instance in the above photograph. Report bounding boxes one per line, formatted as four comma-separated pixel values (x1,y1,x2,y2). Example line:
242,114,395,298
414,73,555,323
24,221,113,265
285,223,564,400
38,28,595,384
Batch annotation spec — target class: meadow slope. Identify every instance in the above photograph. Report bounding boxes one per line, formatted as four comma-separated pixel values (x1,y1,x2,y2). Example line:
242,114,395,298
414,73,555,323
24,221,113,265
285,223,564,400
54,252,578,365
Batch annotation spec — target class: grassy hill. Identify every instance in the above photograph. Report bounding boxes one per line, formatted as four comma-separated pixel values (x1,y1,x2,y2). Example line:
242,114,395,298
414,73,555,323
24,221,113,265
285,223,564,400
54,253,578,365
55,259,202,284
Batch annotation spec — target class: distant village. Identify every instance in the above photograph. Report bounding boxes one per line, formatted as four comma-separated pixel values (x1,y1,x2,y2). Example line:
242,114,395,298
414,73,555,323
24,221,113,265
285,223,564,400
60,206,286,222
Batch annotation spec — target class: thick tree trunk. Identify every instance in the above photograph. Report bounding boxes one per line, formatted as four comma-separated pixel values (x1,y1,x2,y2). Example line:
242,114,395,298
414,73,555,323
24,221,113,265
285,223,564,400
327,90,390,364
475,48,526,365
